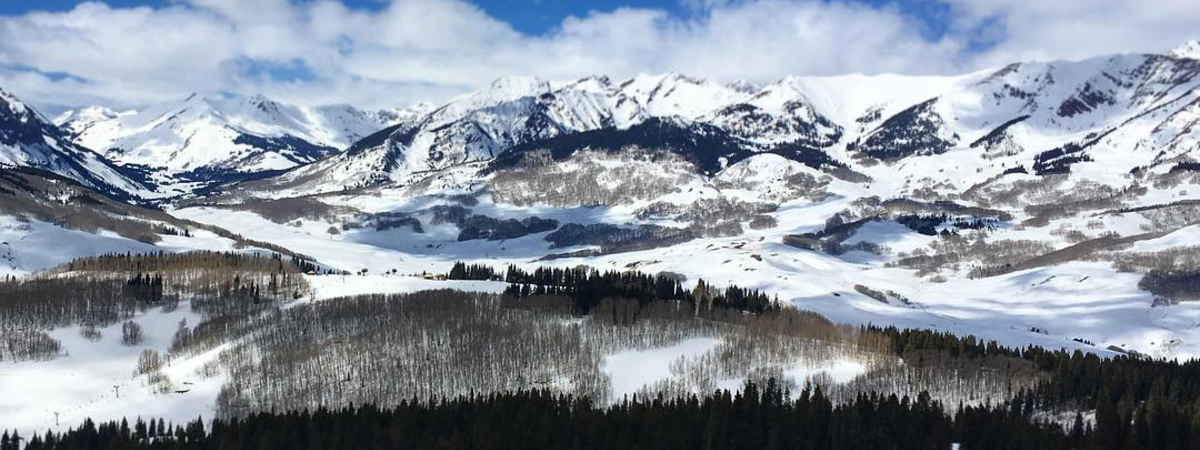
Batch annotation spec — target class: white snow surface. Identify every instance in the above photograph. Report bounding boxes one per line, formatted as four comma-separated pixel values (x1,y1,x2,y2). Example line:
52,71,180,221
7,44,1200,435
0,215,246,277
0,276,524,432
243,49,1200,203
170,180,1200,362
0,304,219,432
1169,40,1200,60
1,88,154,198
59,93,401,178
604,338,721,400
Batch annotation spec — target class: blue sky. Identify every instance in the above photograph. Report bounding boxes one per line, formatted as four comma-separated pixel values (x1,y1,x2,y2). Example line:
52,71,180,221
0,0,680,34
0,0,1193,110
0,0,954,39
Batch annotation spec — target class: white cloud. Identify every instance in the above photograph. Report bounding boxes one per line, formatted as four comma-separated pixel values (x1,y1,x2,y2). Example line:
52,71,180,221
0,0,1194,111
943,0,1200,65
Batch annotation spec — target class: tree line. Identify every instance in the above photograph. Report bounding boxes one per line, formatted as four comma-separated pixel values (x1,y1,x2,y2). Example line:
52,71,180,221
11,380,1097,450
14,324,1200,449
446,262,499,280
207,288,875,417
870,326,1200,450
501,264,777,314
10,257,1200,448
0,252,310,362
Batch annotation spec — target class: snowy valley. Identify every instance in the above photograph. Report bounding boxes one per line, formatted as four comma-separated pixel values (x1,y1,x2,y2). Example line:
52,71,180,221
2,41,1200,446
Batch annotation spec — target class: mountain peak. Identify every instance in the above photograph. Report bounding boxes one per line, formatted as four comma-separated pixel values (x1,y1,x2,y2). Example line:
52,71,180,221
178,92,219,110
565,75,615,93
245,93,277,106
1168,40,1200,60
488,75,551,99
726,79,760,94
55,105,121,126
0,86,150,198
632,71,707,88
0,87,31,117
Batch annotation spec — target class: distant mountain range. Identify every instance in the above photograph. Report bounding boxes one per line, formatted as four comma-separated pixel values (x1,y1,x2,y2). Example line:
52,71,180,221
244,44,1199,199
0,41,1194,202
52,94,430,190
2,41,1200,362
0,87,153,200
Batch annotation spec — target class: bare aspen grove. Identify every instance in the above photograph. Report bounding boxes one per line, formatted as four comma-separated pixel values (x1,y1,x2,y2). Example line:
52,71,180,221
3,252,1045,423
0,252,311,362
203,267,1039,418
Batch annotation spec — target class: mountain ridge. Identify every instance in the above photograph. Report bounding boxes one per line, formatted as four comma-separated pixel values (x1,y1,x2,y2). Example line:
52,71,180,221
214,49,1197,202
0,87,154,200
4,46,1200,364
55,93,422,190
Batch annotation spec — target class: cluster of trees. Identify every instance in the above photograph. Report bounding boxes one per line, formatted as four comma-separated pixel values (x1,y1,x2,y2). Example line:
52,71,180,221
63,252,303,274
11,380,1099,450
634,197,778,239
202,283,881,417
10,252,310,317
501,265,777,314
871,326,1200,449
690,280,778,314
827,327,1042,411
422,204,560,242
223,196,350,225
16,254,1200,448
713,167,832,204
1033,142,1092,175
889,232,1054,278
445,262,498,280
354,211,422,233
892,213,995,236
783,217,880,255
0,328,60,361
1136,201,1200,234
0,276,148,337
15,322,1200,449
123,273,164,303
489,147,697,208
0,251,311,362
67,251,326,275
155,226,191,237
1137,270,1200,303
1104,245,1200,274
543,223,695,254
120,321,145,347
214,290,613,415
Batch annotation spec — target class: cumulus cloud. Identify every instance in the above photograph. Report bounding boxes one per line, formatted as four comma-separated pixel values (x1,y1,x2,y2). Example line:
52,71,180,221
944,0,1200,65
0,0,1194,111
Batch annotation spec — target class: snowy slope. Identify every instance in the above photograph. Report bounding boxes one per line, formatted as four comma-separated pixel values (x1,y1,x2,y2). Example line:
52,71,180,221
13,45,1200,363
239,48,1196,200
1168,40,1200,60
8,45,1200,436
167,46,1200,361
58,94,406,186
0,87,153,199
256,73,763,195
0,166,300,277
1,44,1175,367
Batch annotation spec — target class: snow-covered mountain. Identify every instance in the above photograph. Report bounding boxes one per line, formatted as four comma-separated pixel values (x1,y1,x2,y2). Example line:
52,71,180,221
233,45,1199,201
6,43,1200,362
9,42,1200,434
57,94,410,187
0,87,153,200
1169,39,1200,60
152,42,1199,363
253,73,793,194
